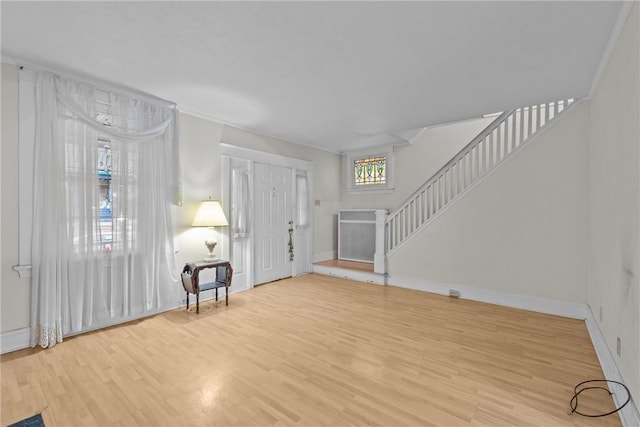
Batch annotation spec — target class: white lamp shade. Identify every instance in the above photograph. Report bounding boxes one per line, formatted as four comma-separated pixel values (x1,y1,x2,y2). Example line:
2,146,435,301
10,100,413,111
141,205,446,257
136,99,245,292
192,199,229,227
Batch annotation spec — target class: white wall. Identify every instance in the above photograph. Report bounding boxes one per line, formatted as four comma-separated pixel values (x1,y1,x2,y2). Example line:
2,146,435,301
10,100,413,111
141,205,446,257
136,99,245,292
388,101,590,303
340,117,494,211
173,113,226,269
588,2,639,403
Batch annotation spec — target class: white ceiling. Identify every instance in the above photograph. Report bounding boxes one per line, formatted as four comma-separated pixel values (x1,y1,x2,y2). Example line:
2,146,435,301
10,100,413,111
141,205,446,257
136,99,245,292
1,1,624,153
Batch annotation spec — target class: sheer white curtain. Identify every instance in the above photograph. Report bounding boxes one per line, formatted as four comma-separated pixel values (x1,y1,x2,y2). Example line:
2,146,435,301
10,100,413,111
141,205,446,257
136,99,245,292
30,70,181,348
231,169,251,239
296,173,309,227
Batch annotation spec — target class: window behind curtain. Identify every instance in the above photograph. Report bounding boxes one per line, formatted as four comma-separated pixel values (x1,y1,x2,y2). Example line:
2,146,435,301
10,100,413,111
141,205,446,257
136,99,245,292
62,99,139,255
98,142,112,250
27,68,181,348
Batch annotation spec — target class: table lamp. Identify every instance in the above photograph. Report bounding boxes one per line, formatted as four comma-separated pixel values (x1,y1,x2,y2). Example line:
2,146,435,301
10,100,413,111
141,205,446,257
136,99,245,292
192,198,229,261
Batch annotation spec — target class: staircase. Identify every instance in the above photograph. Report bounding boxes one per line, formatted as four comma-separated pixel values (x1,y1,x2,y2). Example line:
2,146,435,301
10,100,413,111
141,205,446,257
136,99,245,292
386,99,575,255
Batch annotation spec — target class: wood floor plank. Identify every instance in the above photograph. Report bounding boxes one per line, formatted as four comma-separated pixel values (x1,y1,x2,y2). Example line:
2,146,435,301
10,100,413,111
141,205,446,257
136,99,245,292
1,274,621,426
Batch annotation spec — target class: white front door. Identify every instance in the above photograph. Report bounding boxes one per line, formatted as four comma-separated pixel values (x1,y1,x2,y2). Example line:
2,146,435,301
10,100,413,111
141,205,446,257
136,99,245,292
254,162,293,285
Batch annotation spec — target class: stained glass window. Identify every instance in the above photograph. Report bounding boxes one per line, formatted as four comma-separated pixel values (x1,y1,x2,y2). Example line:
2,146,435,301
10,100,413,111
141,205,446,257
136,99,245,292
354,156,386,186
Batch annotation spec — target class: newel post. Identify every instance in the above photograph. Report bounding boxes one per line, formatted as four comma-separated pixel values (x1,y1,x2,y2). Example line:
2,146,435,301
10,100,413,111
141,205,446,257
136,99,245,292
374,209,387,275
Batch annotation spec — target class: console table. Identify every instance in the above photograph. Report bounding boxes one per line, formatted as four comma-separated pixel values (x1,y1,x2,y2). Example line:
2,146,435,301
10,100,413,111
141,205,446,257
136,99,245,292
181,260,233,313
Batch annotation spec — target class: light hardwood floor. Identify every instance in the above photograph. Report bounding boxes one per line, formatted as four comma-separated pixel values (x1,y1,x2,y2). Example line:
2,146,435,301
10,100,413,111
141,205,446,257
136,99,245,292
1,274,621,426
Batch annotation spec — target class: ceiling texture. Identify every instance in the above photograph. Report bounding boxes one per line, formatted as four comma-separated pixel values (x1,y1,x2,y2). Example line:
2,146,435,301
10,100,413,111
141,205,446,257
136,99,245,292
1,1,625,153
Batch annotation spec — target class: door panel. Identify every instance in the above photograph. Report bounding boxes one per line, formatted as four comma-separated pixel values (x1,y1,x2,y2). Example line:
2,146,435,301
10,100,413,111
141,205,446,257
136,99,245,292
254,163,292,285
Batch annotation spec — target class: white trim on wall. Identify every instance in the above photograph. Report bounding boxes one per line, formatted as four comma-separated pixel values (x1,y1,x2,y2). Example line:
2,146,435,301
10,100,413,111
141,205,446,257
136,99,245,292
585,307,640,427
386,274,590,319
1,328,31,354
312,264,385,285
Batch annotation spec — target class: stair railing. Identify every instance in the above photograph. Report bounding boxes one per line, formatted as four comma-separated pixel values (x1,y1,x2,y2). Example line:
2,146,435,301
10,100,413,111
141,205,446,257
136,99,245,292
386,99,575,255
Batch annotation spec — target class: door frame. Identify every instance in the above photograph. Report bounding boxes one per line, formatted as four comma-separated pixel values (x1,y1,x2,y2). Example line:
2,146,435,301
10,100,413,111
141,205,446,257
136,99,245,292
220,144,313,289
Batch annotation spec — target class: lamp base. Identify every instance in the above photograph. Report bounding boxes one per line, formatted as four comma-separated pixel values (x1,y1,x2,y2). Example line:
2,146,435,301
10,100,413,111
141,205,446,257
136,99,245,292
204,240,218,262
203,254,219,262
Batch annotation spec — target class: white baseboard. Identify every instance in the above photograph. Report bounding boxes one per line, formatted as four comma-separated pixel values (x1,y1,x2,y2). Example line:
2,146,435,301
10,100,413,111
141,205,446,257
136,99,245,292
313,250,337,263
1,327,31,354
386,274,589,319
585,308,640,427
312,264,386,285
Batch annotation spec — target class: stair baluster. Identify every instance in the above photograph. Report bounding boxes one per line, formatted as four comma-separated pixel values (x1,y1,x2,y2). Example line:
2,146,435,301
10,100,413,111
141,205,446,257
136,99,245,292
386,99,575,254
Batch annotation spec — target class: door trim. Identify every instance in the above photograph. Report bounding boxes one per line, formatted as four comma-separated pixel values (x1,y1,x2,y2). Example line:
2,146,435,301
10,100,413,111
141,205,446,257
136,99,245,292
220,144,314,288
